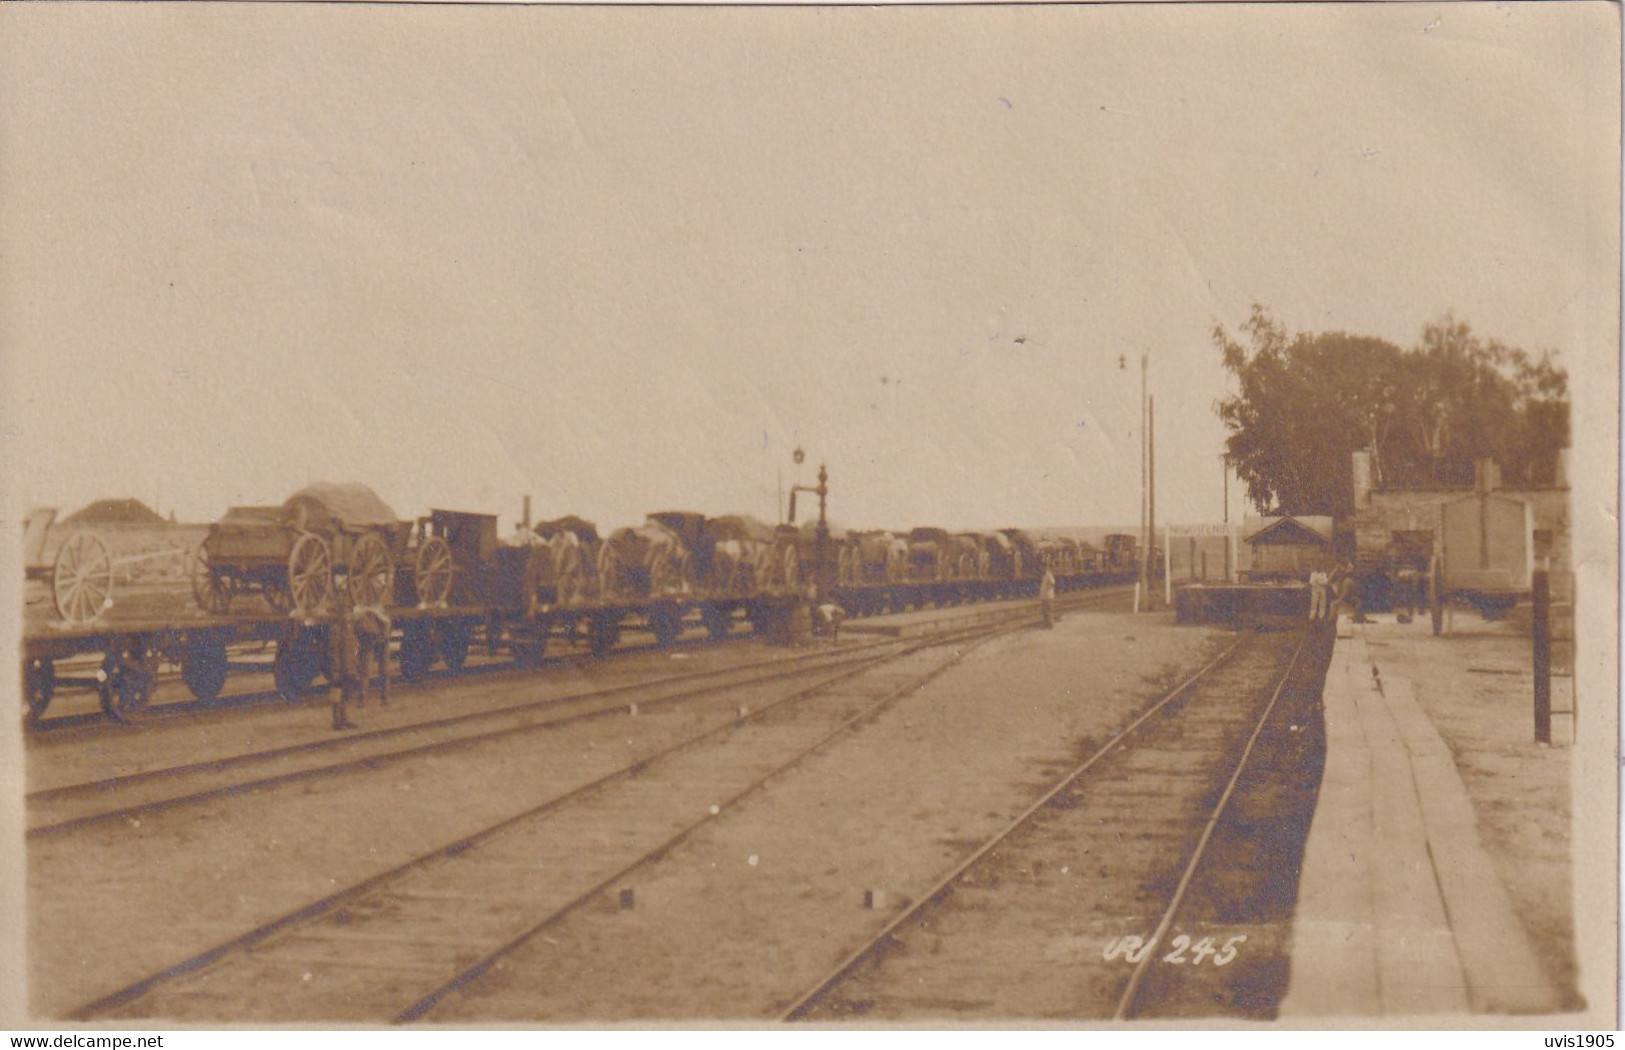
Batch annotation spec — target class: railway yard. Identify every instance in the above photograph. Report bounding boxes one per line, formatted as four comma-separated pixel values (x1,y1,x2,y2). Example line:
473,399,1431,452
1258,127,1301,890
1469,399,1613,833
18,497,1583,1024
24,583,1356,1024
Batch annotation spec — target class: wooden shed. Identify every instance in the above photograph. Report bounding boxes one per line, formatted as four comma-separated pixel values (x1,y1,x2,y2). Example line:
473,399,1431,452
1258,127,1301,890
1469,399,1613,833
1242,516,1333,579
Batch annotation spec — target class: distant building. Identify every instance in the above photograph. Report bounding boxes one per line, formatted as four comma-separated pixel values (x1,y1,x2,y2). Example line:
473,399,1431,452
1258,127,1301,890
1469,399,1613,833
1241,515,1334,579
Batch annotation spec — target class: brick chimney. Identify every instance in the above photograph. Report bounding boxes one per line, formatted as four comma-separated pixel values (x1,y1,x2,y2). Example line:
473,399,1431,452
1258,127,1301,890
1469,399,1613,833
1474,458,1501,494
1351,449,1373,508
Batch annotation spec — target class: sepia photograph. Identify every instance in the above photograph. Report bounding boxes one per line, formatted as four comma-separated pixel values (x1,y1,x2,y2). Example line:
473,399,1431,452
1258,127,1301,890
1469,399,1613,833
1,0,1618,1030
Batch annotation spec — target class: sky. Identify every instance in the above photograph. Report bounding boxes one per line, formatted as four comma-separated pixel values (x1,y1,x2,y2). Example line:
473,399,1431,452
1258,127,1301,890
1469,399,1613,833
2,2,1618,535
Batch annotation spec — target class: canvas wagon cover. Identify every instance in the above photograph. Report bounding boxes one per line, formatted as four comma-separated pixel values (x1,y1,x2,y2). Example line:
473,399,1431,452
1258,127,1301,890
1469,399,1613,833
707,515,777,544
282,483,401,529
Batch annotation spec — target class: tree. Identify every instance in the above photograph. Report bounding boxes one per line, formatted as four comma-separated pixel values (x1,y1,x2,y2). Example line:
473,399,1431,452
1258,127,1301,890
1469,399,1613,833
1213,306,1569,516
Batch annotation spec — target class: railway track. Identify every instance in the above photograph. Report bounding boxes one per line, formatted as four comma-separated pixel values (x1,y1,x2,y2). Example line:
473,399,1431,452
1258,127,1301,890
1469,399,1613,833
781,626,1328,1022
62,590,1124,1022
29,590,1125,838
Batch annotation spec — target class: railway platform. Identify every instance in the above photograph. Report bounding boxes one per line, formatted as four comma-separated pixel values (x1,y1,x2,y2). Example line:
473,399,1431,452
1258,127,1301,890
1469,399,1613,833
1283,615,1574,1019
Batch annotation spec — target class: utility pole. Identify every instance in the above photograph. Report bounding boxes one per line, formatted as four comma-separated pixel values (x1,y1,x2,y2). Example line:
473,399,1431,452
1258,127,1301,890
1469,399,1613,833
1148,391,1156,609
1138,354,1149,611
1222,455,1232,582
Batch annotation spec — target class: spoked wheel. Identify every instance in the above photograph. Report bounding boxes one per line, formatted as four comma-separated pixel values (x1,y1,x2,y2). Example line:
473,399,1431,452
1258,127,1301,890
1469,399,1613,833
287,534,333,616
190,543,234,616
553,543,585,607
53,532,114,625
181,638,230,701
348,533,394,609
596,546,623,601
398,622,436,682
413,536,454,607
436,620,471,674
24,658,54,726
100,642,160,723
649,549,688,597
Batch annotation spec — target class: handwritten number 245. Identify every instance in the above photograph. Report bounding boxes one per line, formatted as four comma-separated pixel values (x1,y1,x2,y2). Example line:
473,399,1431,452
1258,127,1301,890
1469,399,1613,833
1102,934,1246,966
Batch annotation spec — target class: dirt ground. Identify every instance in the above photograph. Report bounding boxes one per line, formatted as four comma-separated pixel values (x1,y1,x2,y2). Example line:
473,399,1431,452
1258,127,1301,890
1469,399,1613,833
1358,614,1580,1008
27,636,854,1016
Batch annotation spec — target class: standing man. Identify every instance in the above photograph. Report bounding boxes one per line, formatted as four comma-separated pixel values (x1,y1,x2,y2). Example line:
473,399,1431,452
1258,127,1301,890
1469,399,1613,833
328,594,361,731
1307,566,1329,620
1039,568,1056,628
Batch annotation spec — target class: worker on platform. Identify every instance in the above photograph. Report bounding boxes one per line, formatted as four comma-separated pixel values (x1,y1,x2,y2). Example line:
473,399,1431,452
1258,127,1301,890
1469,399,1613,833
1307,567,1329,620
1039,568,1056,628
1332,562,1366,623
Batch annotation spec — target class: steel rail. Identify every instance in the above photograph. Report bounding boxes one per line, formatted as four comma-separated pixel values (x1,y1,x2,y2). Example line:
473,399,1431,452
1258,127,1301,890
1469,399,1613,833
31,589,1123,837
1111,634,1309,1020
778,633,1249,1022
69,606,1062,1022
391,616,1025,1023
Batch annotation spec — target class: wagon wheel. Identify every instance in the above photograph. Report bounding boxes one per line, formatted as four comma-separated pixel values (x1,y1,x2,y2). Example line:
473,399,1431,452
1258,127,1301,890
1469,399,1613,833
101,643,159,723
190,542,234,616
596,545,624,601
52,532,114,626
348,533,394,609
398,621,436,682
287,534,333,616
436,620,471,674
24,658,54,726
1428,554,1444,636
650,549,690,597
413,536,454,608
707,550,734,595
181,638,230,701
553,543,585,607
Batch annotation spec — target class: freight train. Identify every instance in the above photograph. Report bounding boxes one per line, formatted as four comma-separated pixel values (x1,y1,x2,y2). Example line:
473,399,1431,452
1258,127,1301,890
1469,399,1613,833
22,482,1144,724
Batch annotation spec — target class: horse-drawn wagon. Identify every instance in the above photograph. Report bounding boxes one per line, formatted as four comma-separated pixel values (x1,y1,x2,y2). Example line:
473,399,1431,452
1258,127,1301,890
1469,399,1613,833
190,483,454,616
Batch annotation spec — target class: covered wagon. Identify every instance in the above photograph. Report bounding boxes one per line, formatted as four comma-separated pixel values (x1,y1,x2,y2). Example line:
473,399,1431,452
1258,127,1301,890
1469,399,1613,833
191,483,453,616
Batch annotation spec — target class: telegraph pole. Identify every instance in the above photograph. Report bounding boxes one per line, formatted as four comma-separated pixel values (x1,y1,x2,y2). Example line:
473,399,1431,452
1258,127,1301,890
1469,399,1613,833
1147,390,1156,609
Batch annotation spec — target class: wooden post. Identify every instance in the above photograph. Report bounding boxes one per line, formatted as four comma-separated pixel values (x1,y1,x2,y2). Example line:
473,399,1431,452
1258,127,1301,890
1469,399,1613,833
1533,569,1551,745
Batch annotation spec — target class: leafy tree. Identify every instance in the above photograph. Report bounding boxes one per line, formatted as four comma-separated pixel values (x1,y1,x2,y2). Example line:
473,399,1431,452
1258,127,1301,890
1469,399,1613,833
1213,306,1568,516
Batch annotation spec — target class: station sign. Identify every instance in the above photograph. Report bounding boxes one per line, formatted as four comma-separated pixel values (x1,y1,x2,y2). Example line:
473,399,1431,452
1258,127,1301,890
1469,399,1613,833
1165,523,1232,538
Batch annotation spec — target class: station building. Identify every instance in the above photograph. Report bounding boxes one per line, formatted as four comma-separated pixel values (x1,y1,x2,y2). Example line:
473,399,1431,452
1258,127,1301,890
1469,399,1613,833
1345,449,1573,606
